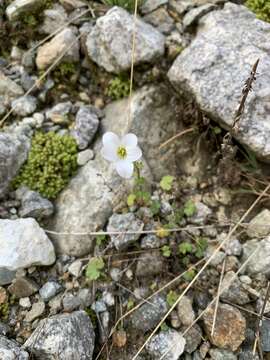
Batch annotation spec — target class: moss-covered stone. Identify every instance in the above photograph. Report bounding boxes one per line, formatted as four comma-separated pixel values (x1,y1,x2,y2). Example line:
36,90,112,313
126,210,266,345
246,0,270,22
13,132,78,199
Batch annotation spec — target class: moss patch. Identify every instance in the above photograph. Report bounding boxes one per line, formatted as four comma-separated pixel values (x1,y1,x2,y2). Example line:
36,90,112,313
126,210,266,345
13,132,78,199
246,0,270,22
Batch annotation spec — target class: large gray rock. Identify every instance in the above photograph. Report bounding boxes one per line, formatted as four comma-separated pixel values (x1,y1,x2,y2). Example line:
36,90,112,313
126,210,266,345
49,84,193,256
0,131,30,198
168,3,270,161
72,106,99,150
0,335,29,359
6,0,43,20
0,218,55,271
36,28,79,70
246,209,270,238
86,6,165,73
23,311,95,359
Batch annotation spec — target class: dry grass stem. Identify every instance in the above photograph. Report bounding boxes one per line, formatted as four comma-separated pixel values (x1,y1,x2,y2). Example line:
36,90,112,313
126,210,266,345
159,128,195,150
211,258,226,337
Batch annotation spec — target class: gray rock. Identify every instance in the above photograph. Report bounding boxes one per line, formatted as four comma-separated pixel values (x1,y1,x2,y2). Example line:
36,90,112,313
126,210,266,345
46,101,72,122
36,28,79,70
260,319,270,352
68,260,83,277
25,301,45,322
0,131,30,197
183,3,216,29
0,322,10,336
130,295,168,332
0,71,24,101
146,329,186,360
86,6,165,73
39,281,62,302
17,187,54,219
24,311,95,359
136,252,164,277
183,324,202,354
209,348,237,360
242,237,270,275
72,106,99,149
177,296,195,326
62,294,81,311
40,4,68,35
0,218,55,271
168,3,270,162
247,209,270,238
8,277,39,298
6,0,43,20
141,234,161,249
144,8,175,35
11,95,37,117
224,237,242,256
0,335,29,359
107,213,143,250
19,297,31,309
189,202,212,225
140,0,168,14
0,268,16,286
77,149,94,165
220,271,250,305
239,350,259,360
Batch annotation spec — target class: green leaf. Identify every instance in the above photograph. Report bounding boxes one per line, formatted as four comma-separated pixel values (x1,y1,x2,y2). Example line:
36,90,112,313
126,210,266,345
161,245,171,258
166,290,178,307
160,323,169,331
183,200,196,217
127,193,136,207
86,257,104,281
160,175,175,191
178,242,194,255
195,237,208,258
127,299,135,310
183,269,196,282
96,234,106,246
213,126,222,134
150,200,161,215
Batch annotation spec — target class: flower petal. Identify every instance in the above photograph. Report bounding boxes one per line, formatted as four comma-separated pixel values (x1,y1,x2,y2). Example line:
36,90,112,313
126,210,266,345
101,145,118,162
126,146,142,162
115,160,134,179
102,132,120,147
121,133,138,147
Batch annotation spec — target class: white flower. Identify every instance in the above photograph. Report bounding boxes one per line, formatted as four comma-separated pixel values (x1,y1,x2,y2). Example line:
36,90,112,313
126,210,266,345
101,132,142,179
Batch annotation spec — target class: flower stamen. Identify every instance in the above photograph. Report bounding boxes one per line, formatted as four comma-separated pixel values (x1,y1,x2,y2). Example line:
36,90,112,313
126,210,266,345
117,146,127,159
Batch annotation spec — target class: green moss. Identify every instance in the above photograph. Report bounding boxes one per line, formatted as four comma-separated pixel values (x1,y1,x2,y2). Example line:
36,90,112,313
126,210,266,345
0,302,9,321
102,0,144,12
53,62,77,81
246,0,270,22
106,76,130,100
13,132,78,199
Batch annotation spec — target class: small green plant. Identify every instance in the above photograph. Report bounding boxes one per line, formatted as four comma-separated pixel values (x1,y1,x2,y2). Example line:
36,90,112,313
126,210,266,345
246,0,270,22
106,76,130,100
183,269,196,282
127,298,135,310
13,132,78,199
86,257,105,281
21,14,38,26
160,175,174,191
161,245,171,258
178,242,193,256
166,290,178,307
102,0,143,12
183,200,196,217
96,234,107,246
0,302,9,321
53,62,77,81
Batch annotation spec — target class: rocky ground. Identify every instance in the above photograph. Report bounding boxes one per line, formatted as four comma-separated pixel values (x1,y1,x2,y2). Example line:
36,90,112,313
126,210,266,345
1,0,270,359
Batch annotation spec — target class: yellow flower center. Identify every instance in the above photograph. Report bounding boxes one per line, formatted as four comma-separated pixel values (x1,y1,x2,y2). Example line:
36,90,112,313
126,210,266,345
117,146,127,159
